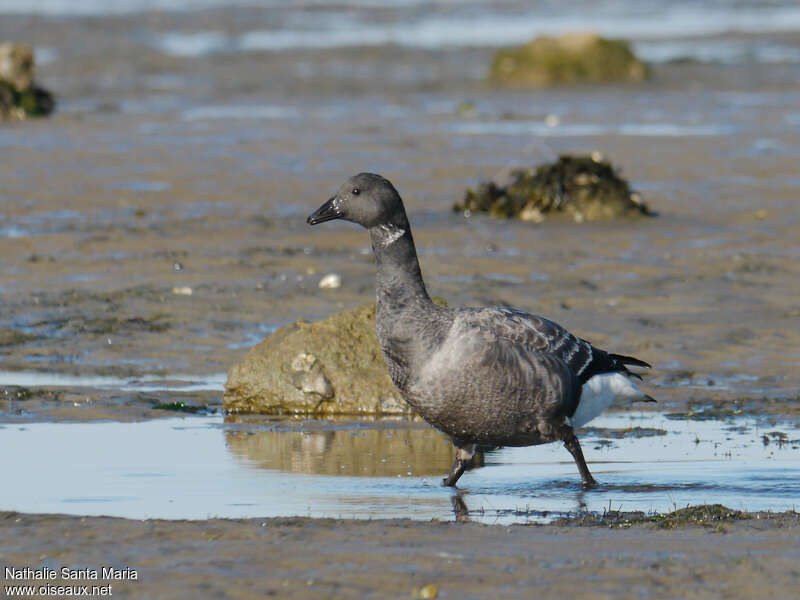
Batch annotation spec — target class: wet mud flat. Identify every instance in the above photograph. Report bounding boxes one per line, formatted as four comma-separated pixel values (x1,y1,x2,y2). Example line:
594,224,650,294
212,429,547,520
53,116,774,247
2,509,800,599
1,11,800,403
2,2,800,597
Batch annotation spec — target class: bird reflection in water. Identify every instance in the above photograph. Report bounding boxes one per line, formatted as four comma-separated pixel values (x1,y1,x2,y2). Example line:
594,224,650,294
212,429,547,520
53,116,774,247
450,490,588,523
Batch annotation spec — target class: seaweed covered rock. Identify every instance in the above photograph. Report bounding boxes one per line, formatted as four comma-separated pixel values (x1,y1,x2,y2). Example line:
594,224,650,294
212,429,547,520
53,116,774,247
0,42,55,121
224,302,412,415
454,155,651,223
489,33,648,87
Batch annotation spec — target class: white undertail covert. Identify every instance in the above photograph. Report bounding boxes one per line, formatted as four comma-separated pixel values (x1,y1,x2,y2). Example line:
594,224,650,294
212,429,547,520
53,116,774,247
569,372,648,430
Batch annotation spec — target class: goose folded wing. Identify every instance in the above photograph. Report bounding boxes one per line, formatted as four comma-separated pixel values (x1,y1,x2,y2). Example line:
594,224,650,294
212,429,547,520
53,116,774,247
454,307,649,383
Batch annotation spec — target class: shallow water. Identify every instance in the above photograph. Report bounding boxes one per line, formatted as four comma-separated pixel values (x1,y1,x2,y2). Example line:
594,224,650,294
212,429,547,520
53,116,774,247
0,370,226,392
2,412,797,524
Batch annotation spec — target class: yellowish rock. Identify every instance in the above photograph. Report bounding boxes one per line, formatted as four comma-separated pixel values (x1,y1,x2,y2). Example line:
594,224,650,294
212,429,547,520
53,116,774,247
413,584,438,599
489,32,648,88
0,42,34,90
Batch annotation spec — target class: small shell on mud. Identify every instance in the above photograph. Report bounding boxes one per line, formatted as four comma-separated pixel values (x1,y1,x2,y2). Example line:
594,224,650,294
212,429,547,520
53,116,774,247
413,584,438,599
544,114,560,127
318,273,341,289
172,286,193,295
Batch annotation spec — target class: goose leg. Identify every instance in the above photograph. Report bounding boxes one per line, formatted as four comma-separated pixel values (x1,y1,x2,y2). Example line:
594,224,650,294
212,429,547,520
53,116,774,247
451,492,470,522
442,440,476,487
562,430,597,487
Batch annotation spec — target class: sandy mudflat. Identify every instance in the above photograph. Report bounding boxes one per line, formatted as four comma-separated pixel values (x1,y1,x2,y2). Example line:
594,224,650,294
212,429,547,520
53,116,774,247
2,511,800,599
2,3,800,598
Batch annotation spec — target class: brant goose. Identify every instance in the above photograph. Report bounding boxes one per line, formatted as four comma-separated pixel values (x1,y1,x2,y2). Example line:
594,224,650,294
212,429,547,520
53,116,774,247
308,173,653,487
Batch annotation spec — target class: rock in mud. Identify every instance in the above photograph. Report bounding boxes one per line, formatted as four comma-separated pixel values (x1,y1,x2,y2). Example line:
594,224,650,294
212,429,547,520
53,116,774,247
0,42,55,121
454,154,652,222
224,302,410,415
489,32,648,87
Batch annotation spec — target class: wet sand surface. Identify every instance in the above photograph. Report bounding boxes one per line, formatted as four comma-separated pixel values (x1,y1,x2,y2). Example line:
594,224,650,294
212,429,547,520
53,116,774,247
1,12,799,401
3,511,800,599
1,1,800,597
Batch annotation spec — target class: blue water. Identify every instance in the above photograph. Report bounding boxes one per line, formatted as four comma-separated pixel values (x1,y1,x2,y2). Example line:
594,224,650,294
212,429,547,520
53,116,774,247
0,371,226,392
3,1,800,65
1,412,797,524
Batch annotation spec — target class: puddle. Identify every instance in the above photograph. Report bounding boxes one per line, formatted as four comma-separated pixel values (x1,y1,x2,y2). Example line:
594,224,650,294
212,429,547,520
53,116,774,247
110,180,171,192
181,105,299,121
0,371,225,392
0,225,28,238
1,412,797,523
634,38,800,65
226,324,278,349
452,121,734,138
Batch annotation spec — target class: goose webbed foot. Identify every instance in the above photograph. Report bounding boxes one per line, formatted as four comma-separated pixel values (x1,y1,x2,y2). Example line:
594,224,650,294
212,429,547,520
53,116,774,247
562,429,597,488
442,440,476,487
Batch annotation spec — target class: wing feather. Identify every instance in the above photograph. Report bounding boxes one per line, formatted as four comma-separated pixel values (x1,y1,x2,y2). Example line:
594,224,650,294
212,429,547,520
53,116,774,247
454,307,649,384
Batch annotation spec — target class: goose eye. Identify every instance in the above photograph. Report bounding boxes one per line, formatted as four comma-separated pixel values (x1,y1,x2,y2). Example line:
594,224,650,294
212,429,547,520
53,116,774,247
352,187,360,195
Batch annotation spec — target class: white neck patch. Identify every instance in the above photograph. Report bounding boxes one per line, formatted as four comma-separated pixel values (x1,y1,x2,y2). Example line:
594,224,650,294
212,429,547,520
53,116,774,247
377,224,405,246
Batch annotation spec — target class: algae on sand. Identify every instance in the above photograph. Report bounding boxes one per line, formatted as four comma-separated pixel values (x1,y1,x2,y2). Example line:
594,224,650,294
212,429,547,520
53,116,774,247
454,155,652,223
557,504,754,530
489,32,648,87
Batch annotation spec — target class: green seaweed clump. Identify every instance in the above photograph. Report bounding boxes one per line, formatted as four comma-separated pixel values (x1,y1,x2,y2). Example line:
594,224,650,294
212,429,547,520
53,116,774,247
455,155,651,223
0,81,55,119
1,386,33,401
489,33,648,87
648,505,747,529
152,400,207,414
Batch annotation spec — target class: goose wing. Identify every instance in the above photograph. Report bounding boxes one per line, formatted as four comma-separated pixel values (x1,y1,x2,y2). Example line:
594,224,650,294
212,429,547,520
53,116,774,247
454,306,650,384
